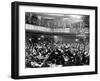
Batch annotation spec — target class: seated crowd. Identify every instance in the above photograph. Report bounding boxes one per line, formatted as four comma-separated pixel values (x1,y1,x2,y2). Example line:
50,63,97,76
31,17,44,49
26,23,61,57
25,38,89,68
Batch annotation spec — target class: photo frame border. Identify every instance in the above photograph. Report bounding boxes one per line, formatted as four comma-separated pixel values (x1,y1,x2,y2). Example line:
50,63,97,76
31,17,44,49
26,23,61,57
11,1,98,79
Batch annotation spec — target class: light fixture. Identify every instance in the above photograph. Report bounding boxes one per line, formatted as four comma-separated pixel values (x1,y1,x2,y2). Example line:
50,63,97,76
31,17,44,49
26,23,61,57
75,38,79,42
69,15,82,19
38,38,41,40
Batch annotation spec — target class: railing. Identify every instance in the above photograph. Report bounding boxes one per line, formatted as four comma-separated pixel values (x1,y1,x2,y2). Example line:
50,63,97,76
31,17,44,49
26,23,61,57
25,24,70,33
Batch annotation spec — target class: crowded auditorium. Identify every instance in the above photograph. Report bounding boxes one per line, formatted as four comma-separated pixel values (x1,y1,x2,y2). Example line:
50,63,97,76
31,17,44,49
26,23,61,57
25,12,90,68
